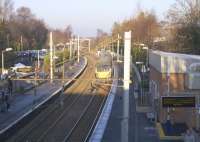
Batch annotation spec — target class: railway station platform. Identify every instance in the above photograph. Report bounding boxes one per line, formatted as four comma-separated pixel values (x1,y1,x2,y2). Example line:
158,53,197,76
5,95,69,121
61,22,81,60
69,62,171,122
90,62,159,142
0,58,86,135
94,61,199,142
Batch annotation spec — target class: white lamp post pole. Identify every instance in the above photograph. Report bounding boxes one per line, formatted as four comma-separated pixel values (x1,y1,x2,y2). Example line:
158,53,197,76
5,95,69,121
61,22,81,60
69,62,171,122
20,35,23,51
142,46,149,68
122,31,131,142
167,58,170,121
136,61,144,105
2,51,4,74
62,47,65,84
37,50,40,69
77,36,80,63
117,34,120,62
70,40,72,60
49,32,53,83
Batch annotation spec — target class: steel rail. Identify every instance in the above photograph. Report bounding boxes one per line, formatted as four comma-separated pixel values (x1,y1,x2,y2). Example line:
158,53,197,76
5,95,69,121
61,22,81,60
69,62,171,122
6,56,93,142
36,56,96,142
62,88,97,142
37,79,94,141
83,90,108,142
63,84,110,142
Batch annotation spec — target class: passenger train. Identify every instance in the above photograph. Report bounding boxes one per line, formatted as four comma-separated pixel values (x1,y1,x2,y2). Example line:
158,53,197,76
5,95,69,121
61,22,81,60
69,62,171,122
95,51,112,79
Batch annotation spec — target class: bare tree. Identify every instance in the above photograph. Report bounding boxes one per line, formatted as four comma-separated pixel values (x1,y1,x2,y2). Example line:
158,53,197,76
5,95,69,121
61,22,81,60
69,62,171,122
167,0,200,54
0,0,13,22
64,25,73,41
111,10,160,47
16,6,34,22
168,0,200,25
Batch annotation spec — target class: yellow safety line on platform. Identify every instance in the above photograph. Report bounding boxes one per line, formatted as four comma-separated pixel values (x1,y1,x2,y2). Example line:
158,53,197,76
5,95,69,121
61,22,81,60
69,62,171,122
157,123,165,139
156,123,183,140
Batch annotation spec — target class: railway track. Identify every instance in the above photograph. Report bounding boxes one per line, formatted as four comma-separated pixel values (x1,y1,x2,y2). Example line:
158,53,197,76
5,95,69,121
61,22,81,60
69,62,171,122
63,87,108,142
5,55,110,142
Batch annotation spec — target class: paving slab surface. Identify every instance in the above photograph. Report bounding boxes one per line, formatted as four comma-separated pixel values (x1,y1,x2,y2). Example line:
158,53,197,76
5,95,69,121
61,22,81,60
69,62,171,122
102,62,159,142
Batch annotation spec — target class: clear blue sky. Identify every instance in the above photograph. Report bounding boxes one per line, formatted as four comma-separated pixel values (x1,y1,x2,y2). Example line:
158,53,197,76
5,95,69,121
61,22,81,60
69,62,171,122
14,0,175,37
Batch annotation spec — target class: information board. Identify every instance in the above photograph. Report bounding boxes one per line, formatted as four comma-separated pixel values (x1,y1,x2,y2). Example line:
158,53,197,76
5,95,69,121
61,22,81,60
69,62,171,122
17,67,32,73
162,96,195,107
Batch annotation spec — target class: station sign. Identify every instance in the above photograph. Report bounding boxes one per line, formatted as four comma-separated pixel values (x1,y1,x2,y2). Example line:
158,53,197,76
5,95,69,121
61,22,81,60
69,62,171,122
162,96,195,107
17,67,33,73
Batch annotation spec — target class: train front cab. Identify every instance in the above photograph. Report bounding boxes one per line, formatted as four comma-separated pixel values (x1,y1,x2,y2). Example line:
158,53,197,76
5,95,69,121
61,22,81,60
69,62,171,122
95,68,112,79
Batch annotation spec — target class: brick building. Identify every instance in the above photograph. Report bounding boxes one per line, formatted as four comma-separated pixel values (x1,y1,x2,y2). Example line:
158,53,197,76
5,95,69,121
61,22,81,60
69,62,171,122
149,50,200,129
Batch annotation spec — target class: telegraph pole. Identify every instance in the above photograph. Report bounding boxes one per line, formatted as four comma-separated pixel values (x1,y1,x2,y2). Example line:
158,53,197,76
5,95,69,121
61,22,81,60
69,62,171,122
20,35,23,51
1,51,4,74
121,31,131,142
167,58,170,121
70,40,72,60
117,34,120,62
62,47,65,84
111,38,113,53
49,32,53,83
33,62,37,105
88,39,91,52
37,50,40,69
60,51,65,108
77,36,80,63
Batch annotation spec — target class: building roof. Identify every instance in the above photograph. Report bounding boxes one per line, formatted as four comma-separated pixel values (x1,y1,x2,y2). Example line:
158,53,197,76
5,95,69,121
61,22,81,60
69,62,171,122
151,50,200,60
149,50,200,73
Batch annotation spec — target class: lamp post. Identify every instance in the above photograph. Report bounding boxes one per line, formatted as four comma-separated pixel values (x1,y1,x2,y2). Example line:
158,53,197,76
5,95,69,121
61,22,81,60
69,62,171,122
60,46,65,107
77,36,80,63
117,34,120,62
62,46,65,84
167,58,170,121
1,48,13,75
136,61,144,105
142,46,149,69
37,50,40,70
49,32,53,83
33,63,37,105
69,40,72,60
141,64,147,104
